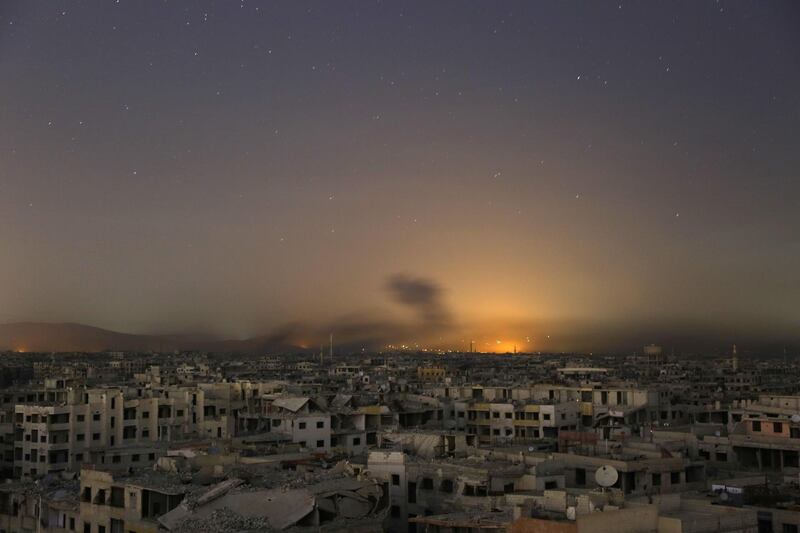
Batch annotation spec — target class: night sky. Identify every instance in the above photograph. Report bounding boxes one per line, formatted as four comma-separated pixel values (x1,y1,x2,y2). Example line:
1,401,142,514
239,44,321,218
1,1,799,352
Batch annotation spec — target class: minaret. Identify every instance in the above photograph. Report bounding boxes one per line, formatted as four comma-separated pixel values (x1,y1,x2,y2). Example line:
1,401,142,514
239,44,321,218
731,344,738,372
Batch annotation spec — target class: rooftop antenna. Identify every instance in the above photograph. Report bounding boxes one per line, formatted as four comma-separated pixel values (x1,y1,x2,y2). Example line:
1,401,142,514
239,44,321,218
329,332,334,361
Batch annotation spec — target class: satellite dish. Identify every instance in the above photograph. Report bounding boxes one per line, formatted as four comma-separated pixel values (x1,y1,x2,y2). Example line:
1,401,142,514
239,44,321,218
791,415,800,423
719,492,729,501
528,446,535,452
714,431,721,437
595,465,619,488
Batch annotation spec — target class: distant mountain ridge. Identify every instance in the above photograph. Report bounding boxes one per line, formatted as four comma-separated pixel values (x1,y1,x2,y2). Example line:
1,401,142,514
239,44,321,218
0,322,302,354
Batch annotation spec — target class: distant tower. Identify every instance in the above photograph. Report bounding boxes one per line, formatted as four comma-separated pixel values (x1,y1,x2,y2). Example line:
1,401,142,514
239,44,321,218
731,344,738,372
644,344,663,369
329,333,334,361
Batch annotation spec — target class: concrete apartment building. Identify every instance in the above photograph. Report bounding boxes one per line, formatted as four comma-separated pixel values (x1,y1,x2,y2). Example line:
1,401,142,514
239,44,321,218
266,396,332,452
70,468,189,533
728,395,800,470
13,386,195,478
459,400,582,445
435,384,677,429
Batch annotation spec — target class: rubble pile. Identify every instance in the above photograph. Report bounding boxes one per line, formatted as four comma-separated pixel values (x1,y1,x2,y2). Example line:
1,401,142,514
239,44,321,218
171,507,272,533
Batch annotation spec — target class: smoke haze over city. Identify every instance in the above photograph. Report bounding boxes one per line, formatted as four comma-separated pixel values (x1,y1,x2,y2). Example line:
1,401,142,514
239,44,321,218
1,1,799,353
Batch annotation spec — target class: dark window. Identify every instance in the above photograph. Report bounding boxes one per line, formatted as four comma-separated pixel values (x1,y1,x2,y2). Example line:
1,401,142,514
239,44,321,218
299,422,306,429
316,440,324,447
93,413,101,421
408,482,417,503
440,479,454,493
753,421,761,432
774,422,783,433
653,473,661,486
670,472,680,484
110,487,124,507
391,474,400,486
316,421,324,428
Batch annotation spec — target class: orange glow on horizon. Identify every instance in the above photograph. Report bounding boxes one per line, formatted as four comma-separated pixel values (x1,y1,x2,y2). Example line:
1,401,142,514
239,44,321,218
478,338,531,354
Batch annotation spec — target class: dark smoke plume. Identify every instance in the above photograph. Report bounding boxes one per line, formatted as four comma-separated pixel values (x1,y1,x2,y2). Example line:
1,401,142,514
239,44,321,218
385,273,451,325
